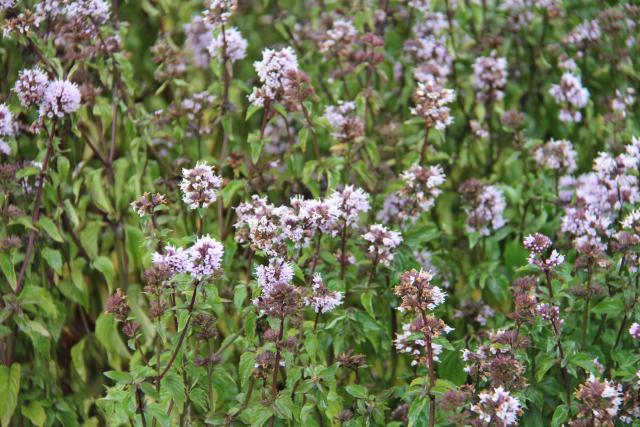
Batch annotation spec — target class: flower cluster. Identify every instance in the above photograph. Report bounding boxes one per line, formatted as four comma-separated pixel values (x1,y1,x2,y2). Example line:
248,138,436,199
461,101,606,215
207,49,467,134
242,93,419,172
397,164,446,220
180,162,223,209
304,273,343,314
524,233,565,272
459,179,507,236
473,52,509,103
549,72,590,122
253,258,303,319
153,235,224,281
38,79,82,119
202,0,237,27
395,269,445,312
184,16,214,68
411,80,455,130
13,68,49,107
573,375,623,424
323,101,364,142
130,193,167,217
470,386,522,426
208,26,247,64
362,224,402,267
534,138,577,174
248,47,313,111
319,19,357,58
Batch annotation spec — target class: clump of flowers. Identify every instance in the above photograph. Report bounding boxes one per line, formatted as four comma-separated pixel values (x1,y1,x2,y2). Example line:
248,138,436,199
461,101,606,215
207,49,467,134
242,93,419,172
323,101,364,142
398,163,446,220
534,138,577,174
319,18,357,58
180,162,223,209
0,104,15,137
208,26,247,63
187,235,224,280
152,245,191,277
549,71,590,122
524,233,564,272
470,386,522,426
573,375,623,424
184,15,214,68
248,47,313,111
202,0,237,27
459,179,507,236
38,79,82,119
13,68,49,107
304,273,343,314
130,193,167,217
362,224,402,267
411,80,455,131
629,322,640,340
395,269,445,312
473,52,509,103
327,185,371,228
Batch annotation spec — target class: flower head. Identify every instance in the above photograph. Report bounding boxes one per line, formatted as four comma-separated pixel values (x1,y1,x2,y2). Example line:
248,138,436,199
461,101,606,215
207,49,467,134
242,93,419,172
14,68,49,107
39,80,82,118
327,185,371,227
473,52,508,103
208,26,247,63
0,104,15,137
395,269,446,312
187,235,224,279
304,273,343,313
471,386,522,426
180,162,223,209
411,80,455,130
362,224,402,267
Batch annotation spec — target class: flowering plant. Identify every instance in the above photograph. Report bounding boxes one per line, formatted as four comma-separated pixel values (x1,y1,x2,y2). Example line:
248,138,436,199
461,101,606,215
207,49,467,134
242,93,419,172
1,0,640,426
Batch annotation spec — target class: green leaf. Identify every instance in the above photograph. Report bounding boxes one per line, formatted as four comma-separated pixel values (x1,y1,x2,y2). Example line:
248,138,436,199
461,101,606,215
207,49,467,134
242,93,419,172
361,292,375,318
535,352,556,383
71,338,88,382
239,352,255,388
21,401,46,426
104,371,133,383
591,297,624,315
234,284,247,310
0,363,21,427
87,169,113,215
161,370,186,412
0,254,16,291
551,405,569,427
93,256,116,291
345,384,368,399
248,131,265,164
273,394,293,420
407,397,427,427
38,217,64,243
42,247,63,274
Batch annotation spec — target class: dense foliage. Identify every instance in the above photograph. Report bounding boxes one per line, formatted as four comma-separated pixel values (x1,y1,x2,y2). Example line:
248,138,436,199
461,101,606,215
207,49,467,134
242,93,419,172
1,0,640,425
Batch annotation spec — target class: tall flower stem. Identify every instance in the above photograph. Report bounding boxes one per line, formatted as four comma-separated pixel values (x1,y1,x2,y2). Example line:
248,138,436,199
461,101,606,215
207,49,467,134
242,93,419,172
544,272,572,405
156,283,200,383
15,119,57,294
420,126,431,165
269,315,286,427
420,310,437,427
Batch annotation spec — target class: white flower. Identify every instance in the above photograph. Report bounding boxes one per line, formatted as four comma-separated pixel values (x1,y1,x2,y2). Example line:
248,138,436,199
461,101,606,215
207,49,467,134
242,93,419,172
180,162,223,209
39,80,82,118
187,235,224,279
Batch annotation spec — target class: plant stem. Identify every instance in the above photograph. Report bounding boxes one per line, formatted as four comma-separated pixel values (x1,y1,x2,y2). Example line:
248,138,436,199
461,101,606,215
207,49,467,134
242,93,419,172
156,283,200,382
15,119,57,294
269,315,286,427
420,126,430,165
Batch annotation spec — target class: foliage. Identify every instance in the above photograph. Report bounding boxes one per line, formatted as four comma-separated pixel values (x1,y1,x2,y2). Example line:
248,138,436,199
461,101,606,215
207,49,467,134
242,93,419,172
1,0,640,426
